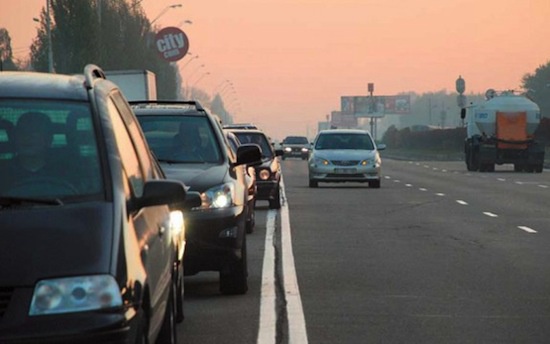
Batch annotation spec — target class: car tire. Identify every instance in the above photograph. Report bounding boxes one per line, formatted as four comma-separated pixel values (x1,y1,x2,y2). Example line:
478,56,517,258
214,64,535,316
156,280,178,344
268,187,281,209
220,236,248,295
309,179,318,188
369,180,381,188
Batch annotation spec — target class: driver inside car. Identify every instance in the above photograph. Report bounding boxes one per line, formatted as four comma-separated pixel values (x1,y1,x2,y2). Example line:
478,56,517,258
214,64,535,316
1,112,74,196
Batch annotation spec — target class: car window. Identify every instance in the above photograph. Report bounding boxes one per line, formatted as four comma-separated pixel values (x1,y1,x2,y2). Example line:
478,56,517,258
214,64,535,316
0,100,104,200
108,98,145,197
234,133,273,158
137,115,222,163
284,136,308,144
315,133,374,150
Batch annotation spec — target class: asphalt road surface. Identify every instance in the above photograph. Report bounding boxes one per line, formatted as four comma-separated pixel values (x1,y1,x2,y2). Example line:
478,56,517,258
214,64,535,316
180,158,550,344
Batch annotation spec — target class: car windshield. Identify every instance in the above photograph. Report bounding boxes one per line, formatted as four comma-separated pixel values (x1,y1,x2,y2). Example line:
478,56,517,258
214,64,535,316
233,132,273,158
0,100,104,201
315,133,374,150
137,115,222,163
284,137,309,144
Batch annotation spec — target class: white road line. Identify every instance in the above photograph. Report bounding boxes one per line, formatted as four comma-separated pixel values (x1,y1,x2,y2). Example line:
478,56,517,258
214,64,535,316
483,212,498,218
435,193,445,197
405,184,413,187
280,179,308,344
497,178,506,182
257,210,277,344
518,226,537,234
384,176,391,179
538,185,549,189
441,169,448,173
419,188,427,192
394,180,401,183
456,200,468,205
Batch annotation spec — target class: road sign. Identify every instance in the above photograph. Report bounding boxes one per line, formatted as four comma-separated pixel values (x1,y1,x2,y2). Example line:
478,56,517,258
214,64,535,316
154,27,189,62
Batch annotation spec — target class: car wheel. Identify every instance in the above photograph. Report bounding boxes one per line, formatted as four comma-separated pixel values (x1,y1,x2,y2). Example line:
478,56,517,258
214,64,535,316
220,236,248,295
309,179,318,188
268,187,281,209
156,280,178,344
175,262,184,323
369,180,381,188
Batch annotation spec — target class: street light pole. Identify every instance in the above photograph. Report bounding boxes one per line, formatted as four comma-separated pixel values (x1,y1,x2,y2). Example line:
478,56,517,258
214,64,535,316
151,4,183,25
46,0,54,73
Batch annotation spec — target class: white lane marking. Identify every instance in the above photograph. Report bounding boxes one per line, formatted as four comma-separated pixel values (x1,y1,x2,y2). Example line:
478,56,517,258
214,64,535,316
384,176,391,180
435,193,445,197
497,178,506,182
257,210,277,344
483,212,498,218
432,167,439,171
280,179,308,344
518,226,537,234
419,188,427,192
456,200,468,205
423,165,430,169
515,181,524,185
405,184,413,187
441,169,448,173
394,180,401,183
538,185,549,189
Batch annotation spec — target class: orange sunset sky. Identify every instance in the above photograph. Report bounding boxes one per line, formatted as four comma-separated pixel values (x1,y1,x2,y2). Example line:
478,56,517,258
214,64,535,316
2,0,550,140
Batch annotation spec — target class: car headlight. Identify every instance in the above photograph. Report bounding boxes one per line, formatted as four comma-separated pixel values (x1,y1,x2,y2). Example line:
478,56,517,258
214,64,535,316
284,147,292,152
313,157,330,166
29,275,122,316
169,210,184,236
197,182,235,209
360,159,373,166
301,148,309,153
258,168,271,181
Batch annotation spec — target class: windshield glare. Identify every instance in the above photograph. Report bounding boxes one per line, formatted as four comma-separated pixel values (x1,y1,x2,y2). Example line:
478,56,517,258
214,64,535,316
0,100,104,200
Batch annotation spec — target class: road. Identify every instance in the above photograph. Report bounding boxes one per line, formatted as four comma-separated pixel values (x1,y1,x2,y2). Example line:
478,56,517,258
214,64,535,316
180,158,550,343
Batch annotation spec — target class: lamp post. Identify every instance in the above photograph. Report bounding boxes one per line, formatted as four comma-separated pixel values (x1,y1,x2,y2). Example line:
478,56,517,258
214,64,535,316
151,4,183,25
178,19,193,27
187,64,204,80
180,54,199,70
191,72,210,88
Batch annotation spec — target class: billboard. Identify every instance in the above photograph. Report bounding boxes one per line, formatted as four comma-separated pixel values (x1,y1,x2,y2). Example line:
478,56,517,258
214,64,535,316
341,95,411,117
330,111,358,128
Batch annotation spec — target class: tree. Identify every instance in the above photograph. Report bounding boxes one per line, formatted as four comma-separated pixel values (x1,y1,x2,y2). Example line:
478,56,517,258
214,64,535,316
522,61,550,118
0,28,19,71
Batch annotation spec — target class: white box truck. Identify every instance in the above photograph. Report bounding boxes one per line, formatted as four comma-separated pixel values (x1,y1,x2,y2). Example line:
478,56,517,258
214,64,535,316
105,70,157,101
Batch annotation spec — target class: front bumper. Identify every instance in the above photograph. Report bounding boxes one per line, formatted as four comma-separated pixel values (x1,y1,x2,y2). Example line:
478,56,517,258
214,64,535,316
0,288,138,344
309,164,381,183
183,206,246,275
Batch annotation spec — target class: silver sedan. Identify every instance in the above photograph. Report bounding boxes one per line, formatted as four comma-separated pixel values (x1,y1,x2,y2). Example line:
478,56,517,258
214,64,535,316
308,129,385,188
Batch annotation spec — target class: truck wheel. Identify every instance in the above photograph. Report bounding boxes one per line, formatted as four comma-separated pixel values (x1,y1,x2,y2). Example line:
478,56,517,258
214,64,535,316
535,164,543,173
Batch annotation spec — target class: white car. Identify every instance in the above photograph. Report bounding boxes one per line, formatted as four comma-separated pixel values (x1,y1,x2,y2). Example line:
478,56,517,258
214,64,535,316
308,129,385,188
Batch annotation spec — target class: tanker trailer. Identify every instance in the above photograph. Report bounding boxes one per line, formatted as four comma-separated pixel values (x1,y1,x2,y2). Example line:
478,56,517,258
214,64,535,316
464,90,544,172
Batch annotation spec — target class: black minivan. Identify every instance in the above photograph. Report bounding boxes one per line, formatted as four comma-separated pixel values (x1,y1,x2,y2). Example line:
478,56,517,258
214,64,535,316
0,66,195,343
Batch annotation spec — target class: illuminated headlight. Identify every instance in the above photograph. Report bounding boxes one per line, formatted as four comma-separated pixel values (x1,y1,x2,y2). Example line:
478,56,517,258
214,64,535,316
169,210,184,236
284,147,292,152
314,157,330,166
198,183,235,209
360,159,373,166
29,275,122,316
301,148,309,153
258,169,271,180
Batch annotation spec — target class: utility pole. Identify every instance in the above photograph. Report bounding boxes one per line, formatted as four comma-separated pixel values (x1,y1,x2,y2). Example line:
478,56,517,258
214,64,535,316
46,0,54,73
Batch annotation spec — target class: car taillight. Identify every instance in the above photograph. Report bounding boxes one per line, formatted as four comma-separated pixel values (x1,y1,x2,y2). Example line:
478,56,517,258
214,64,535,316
259,169,271,180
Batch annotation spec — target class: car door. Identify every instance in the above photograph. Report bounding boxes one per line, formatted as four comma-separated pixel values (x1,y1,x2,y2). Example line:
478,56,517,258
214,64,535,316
107,95,173,339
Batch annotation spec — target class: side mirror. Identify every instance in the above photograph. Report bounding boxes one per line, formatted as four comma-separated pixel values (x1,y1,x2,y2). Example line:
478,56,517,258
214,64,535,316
236,143,262,166
129,180,187,212
376,143,386,151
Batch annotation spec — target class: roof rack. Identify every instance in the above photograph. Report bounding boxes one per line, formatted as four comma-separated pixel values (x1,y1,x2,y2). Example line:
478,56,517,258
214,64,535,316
128,100,205,111
83,64,106,90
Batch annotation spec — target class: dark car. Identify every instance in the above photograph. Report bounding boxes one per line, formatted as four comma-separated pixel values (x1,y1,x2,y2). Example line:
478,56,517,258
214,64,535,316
281,135,311,160
0,65,197,344
131,101,261,295
227,129,284,209
224,130,258,233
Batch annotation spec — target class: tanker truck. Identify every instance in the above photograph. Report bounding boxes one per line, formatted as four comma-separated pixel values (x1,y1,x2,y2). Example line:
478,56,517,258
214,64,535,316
463,89,544,172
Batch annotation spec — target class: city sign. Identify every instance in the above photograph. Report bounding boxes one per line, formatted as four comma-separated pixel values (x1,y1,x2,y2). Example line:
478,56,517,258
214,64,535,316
155,26,189,62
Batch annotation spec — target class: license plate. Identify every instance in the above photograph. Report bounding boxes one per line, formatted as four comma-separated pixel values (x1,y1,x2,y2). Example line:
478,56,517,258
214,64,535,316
334,168,357,174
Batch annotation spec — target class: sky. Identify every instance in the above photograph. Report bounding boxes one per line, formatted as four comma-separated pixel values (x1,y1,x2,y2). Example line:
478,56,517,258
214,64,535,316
2,0,550,140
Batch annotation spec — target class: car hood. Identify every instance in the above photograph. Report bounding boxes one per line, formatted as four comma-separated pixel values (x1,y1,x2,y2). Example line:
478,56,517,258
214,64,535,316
0,202,114,286
312,149,377,161
160,163,227,193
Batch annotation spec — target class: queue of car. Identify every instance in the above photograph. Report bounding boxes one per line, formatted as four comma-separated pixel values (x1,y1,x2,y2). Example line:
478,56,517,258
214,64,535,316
0,66,384,343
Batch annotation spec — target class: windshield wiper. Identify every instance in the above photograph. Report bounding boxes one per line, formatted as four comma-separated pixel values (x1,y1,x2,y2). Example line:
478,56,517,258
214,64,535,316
0,196,64,207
